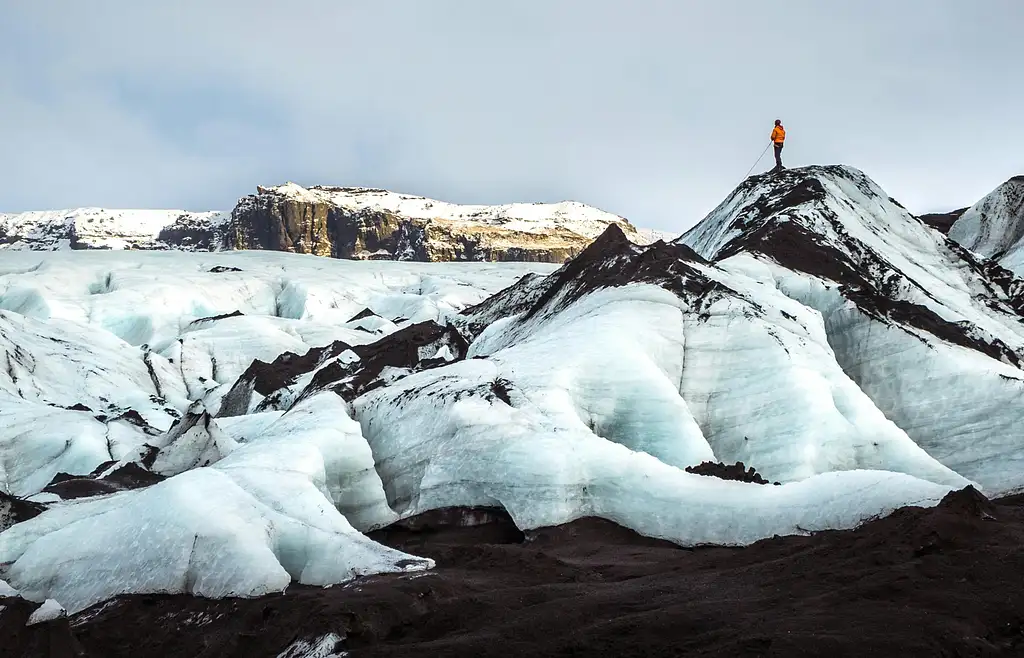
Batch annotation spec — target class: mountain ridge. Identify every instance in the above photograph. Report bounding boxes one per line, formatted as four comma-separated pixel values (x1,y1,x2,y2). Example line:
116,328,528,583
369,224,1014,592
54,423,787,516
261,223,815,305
0,183,674,261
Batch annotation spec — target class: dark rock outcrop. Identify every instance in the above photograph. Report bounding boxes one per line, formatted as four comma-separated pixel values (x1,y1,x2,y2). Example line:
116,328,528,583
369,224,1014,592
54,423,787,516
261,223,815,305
217,339,355,417
9,488,1023,658
42,463,165,501
0,492,46,533
296,320,470,403
218,320,470,417
917,207,968,234
685,460,780,485
0,597,87,658
458,223,729,343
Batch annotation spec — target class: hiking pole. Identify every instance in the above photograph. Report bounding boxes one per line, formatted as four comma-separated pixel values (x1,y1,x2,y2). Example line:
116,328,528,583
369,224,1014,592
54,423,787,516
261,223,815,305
743,143,771,180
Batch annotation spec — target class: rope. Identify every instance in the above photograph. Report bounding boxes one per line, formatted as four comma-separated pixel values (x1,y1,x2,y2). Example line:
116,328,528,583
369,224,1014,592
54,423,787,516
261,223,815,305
743,143,772,180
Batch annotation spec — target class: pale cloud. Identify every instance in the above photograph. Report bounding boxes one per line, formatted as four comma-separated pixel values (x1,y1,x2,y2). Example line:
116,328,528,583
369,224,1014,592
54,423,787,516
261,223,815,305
1,0,1021,231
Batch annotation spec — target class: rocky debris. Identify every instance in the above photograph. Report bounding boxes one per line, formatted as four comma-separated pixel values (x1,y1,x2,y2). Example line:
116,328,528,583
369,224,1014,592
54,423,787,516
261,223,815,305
208,265,242,273
104,462,164,490
0,492,46,533
216,339,354,417
525,224,720,322
346,307,378,323
685,461,780,485
943,240,1024,315
368,506,526,549
5,488,1021,657
186,310,245,329
296,320,470,403
217,319,470,417
42,463,165,501
87,409,162,436
0,597,87,658
454,272,550,341
935,484,999,520
145,403,235,476
458,222,729,338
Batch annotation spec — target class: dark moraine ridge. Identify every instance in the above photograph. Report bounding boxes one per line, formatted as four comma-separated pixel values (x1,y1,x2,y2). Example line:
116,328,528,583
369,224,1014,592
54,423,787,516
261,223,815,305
5,487,1023,657
917,207,969,234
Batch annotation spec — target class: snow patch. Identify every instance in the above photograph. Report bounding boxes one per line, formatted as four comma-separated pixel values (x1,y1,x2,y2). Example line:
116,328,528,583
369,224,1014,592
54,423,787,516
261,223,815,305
0,579,19,598
26,598,66,625
276,632,347,658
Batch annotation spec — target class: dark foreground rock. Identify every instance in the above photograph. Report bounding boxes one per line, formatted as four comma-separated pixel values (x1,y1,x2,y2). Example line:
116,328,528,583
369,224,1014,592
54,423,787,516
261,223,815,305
0,492,46,533
685,460,780,485
3,487,1023,657
917,207,969,233
42,462,165,500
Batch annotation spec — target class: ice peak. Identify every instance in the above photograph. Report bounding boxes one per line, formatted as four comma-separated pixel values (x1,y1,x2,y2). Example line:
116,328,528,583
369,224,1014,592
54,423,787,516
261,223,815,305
679,164,912,263
948,173,1024,272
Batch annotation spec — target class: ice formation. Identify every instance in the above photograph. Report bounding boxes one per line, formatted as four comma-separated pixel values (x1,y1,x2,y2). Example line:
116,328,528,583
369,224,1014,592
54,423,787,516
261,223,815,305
1,165,1022,618
948,176,1024,276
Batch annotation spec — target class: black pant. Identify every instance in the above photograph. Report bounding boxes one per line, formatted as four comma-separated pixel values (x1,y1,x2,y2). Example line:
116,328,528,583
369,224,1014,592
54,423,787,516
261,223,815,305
773,143,784,168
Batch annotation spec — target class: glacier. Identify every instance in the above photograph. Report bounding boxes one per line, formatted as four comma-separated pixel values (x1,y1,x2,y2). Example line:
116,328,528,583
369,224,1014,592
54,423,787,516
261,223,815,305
948,176,1024,276
1,165,1022,619
680,165,1024,493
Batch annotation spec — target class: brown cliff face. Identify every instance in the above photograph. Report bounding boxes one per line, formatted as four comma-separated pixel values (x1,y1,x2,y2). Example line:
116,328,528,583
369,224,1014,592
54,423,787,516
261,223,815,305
230,192,333,257
917,207,968,234
327,208,408,259
228,186,633,262
418,219,587,262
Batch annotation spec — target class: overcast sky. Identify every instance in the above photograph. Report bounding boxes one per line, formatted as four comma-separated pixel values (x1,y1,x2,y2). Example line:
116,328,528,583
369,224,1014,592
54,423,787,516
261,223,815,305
1,1,1021,232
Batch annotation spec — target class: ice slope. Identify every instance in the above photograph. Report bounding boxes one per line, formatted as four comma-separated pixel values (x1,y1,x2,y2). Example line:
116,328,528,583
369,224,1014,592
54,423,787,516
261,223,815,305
0,207,229,251
949,176,1024,276
680,165,1024,494
0,251,555,499
202,227,962,549
0,394,428,615
0,251,552,345
0,579,18,598
261,182,669,244
0,309,187,496
351,324,956,546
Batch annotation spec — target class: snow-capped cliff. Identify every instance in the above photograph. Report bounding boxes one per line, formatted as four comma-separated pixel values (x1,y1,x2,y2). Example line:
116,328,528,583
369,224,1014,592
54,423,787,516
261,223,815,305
1,185,674,263
0,208,230,251
229,183,673,262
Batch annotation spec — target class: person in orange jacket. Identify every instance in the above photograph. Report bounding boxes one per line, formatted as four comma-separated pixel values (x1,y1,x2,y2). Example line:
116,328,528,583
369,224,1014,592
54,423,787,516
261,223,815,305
770,119,786,171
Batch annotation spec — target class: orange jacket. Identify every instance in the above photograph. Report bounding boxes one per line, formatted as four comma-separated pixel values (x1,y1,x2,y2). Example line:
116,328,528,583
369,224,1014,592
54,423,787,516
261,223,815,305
771,125,786,144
